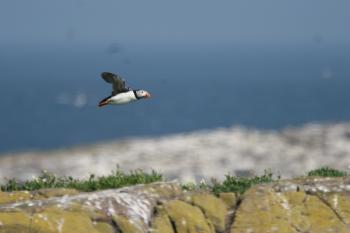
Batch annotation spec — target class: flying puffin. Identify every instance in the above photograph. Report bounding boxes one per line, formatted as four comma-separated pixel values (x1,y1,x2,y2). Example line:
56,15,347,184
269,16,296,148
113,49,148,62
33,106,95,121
98,72,151,107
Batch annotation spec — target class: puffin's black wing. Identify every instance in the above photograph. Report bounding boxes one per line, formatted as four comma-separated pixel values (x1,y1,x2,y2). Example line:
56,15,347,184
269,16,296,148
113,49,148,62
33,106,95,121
101,72,130,95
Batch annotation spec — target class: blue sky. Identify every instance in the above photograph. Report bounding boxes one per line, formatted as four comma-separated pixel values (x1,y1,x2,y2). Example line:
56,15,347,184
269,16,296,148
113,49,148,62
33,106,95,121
1,0,350,46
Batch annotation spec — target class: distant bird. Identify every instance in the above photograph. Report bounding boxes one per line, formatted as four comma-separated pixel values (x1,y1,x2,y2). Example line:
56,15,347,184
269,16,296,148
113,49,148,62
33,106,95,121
98,72,151,107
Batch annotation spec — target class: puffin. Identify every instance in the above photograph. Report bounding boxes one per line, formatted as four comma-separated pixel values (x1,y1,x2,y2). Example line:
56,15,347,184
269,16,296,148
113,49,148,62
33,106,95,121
98,72,151,107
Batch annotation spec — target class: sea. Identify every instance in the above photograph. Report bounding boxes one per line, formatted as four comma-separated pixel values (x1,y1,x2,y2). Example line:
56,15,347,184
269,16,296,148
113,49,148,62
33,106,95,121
1,43,350,153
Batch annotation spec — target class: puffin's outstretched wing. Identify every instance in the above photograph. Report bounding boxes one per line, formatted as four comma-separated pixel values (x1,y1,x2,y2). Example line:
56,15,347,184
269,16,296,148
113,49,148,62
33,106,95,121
101,72,130,95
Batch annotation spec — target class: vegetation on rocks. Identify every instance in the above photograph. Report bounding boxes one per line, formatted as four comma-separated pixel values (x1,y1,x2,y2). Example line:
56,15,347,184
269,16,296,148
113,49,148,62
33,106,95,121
1,168,162,192
307,166,348,177
210,170,275,194
0,166,348,194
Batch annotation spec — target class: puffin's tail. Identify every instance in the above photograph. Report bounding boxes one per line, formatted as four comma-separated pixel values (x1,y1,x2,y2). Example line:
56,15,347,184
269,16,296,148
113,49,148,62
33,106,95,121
98,96,111,107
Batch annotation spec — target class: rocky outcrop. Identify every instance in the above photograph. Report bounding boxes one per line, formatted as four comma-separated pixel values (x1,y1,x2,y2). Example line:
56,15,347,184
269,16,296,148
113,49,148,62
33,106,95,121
231,177,350,232
0,182,183,233
1,177,350,232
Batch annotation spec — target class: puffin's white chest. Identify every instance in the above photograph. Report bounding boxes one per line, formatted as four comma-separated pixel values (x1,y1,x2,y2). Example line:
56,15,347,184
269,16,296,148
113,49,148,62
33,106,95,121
110,91,137,105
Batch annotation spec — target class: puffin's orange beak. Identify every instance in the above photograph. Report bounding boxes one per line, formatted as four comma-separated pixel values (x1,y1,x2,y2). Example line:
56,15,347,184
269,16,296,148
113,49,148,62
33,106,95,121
145,92,151,98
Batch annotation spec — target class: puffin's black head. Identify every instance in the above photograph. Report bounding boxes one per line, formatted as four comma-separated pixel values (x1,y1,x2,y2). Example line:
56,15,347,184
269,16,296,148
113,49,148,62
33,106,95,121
135,90,151,99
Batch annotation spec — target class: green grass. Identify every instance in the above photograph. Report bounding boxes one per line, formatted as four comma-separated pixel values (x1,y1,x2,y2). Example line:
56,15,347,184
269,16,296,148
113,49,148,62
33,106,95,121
0,169,163,192
307,166,348,177
1,167,348,193
184,167,349,195
181,170,275,195
210,170,275,194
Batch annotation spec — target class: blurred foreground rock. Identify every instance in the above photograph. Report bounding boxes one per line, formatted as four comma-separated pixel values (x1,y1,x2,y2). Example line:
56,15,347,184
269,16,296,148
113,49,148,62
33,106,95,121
1,123,350,181
1,178,350,232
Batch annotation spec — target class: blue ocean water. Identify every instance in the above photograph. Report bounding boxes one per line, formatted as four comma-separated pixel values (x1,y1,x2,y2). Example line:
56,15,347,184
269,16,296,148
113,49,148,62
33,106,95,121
1,44,350,153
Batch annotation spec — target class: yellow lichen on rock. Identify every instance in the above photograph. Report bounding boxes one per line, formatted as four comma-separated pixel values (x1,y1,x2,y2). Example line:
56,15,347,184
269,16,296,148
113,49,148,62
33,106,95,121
150,206,175,233
145,182,182,200
189,193,227,232
278,191,349,232
0,210,58,233
0,188,79,205
231,185,292,233
93,222,115,233
33,188,79,199
65,202,107,221
112,215,145,233
31,206,100,233
0,211,32,232
0,224,31,233
0,191,32,204
0,206,101,233
281,191,311,232
300,193,347,232
219,192,238,209
320,192,350,225
164,200,215,233
231,184,350,233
